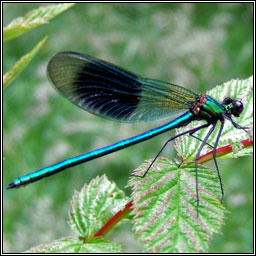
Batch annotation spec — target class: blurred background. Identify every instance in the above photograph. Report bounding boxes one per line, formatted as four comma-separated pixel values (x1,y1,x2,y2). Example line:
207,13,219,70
3,3,253,253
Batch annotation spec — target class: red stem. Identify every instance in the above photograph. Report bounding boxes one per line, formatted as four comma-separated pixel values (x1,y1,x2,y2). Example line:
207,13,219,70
94,201,133,238
93,138,253,238
198,139,253,164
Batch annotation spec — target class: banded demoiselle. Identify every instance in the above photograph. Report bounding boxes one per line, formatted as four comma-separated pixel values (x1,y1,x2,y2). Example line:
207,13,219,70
7,52,248,214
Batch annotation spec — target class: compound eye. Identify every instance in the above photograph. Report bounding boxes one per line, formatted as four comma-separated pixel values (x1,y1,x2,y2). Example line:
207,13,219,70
223,97,232,105
232,100,244,117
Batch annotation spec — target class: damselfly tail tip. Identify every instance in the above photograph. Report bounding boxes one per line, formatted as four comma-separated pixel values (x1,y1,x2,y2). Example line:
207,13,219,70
7,182,16,190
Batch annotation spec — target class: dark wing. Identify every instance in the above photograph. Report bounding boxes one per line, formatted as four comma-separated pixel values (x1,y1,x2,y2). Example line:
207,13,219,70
47,52,197,123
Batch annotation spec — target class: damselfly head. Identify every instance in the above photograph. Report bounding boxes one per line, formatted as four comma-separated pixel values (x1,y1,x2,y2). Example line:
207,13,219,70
223,97,244,117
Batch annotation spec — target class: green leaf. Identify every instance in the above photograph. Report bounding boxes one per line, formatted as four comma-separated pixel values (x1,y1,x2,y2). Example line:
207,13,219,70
69,174,129,238
3,3,75,42
175,76,253,160
25,237,123,253
3,36,47,88
129,158,226,253
24,175,127,253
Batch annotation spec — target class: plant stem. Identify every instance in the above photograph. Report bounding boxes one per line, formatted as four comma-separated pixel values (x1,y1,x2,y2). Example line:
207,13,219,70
94,201,133,238
198,139,253,164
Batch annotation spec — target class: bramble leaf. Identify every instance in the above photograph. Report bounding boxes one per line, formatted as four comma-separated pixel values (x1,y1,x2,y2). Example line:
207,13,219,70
129,158,226,253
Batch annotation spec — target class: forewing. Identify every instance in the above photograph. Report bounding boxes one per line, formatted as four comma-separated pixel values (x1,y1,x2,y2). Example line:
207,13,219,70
47,52,197,123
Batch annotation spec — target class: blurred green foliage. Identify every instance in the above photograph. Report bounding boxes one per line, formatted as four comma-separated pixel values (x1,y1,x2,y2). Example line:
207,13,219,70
3,3,253,253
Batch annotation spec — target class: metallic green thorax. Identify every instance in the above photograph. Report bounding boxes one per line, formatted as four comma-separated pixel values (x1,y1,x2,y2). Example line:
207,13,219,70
197,95,225,121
